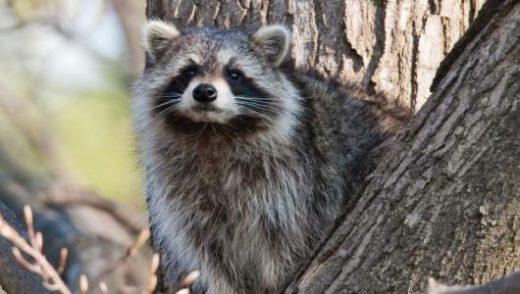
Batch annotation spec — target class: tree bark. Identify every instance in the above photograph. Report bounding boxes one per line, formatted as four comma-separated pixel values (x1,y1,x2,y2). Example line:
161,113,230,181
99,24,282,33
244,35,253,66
146,0,520,293
286,1,520,291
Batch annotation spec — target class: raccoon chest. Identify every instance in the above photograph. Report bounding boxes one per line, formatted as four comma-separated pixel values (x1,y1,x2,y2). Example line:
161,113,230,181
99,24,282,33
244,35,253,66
171,157,308,237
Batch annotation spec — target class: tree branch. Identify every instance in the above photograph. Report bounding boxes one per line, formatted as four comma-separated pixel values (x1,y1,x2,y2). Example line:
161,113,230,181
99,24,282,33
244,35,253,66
0,201,47,293
0,206,72,293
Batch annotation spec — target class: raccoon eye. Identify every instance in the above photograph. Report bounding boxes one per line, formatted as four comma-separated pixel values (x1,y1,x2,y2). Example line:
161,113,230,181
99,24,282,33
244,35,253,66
226,69,244,81
181,65,199,78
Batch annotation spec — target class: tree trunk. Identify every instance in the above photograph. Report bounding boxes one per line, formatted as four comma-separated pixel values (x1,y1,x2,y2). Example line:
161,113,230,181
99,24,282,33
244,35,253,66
287,1,520,291
112,0,147,79
146,0,519,293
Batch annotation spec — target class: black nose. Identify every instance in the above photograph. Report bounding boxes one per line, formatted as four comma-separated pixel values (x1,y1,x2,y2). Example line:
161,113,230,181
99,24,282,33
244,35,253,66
193,84,217,103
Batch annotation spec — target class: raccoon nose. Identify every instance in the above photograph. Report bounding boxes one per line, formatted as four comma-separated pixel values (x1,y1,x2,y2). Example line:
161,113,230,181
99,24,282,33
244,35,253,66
193,84,217,103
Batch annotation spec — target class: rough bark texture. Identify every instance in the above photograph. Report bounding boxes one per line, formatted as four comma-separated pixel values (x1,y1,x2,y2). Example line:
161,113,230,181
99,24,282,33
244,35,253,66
146,0,519,293
146,0,485,110
286,0,520,292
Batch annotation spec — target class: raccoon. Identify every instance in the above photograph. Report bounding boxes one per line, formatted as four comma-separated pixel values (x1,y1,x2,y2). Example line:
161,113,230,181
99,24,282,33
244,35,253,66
133,20,410,294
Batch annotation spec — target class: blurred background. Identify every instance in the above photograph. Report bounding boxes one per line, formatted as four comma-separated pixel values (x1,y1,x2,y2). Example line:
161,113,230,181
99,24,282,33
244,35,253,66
0,0,146,206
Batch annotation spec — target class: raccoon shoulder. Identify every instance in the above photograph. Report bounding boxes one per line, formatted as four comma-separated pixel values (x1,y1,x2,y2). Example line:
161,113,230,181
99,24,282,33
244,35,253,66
282,66,411,180
284,66,411,138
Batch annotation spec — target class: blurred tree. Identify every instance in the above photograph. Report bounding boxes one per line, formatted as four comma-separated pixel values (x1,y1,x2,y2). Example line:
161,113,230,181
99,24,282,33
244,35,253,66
111,0,146,78
146,0,520,293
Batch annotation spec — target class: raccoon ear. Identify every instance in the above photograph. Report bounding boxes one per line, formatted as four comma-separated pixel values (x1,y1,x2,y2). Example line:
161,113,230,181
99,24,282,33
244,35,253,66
251,25,291,67
143,20,181,60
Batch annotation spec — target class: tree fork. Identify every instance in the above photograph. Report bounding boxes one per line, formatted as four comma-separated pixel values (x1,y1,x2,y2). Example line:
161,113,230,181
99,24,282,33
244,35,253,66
287,0,520,292
146,0,519,293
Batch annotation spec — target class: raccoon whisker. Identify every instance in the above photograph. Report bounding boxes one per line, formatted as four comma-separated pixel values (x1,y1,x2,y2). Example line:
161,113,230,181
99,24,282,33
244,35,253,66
234,104,277,121
155,99,179,107
154,103,178,120
157,95,182,99
234,101,280,115
160,91,183,96
234,104,278,115
234,95,277,98
157,96,181,100
234,97,276,105
234,99,284,114
234,96,281,102
152,99,180,112
234,100,273,110
234,102,266,112
234,99,275,107
235,96,312,115
154,109,171,121
236,107,279,118
235,96,309,112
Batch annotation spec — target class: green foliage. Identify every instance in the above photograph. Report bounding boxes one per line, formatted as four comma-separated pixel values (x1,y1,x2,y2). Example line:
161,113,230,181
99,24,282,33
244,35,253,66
50,88,142,204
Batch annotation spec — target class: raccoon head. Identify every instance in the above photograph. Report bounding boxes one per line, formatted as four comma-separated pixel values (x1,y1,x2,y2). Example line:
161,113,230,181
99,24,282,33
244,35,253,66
135,20,301,140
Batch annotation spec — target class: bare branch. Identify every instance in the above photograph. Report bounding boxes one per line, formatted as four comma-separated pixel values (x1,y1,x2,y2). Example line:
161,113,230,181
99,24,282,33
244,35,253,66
145,253,160,294
79,274,89,294
91,229,150,289
178,271,201,289
12,247,41,273
57,248,68,275
0,207,71,294
23,205,35,247
99,281,109,293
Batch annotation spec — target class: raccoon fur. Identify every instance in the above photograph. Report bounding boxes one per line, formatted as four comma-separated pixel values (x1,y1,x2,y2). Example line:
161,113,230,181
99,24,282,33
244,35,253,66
133,20,410,294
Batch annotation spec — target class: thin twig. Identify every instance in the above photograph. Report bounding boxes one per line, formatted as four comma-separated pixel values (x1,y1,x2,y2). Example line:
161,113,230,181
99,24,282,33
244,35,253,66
79,274,89,294
23,205,36,247
0,205,72,294
99,281,108,293
57,247,68,275
91,229,150,289
172,270,201,294
145,253,160,294
178,271,201,289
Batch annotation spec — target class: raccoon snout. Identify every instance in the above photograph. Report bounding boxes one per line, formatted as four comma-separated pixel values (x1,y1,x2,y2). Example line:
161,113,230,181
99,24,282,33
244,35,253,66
193,84,218,103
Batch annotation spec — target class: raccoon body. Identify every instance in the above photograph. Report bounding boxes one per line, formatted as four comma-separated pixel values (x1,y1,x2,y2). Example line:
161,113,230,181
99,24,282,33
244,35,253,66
133,21,409,293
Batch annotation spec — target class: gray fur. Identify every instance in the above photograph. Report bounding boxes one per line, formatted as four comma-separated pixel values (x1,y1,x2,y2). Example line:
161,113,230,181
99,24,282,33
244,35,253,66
133,22,410,293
